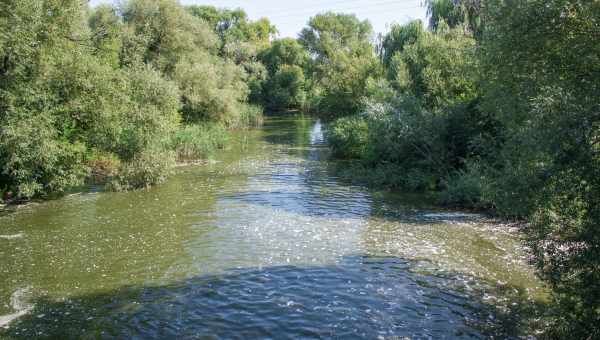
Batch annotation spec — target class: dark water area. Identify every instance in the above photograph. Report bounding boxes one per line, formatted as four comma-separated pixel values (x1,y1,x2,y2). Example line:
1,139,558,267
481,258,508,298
0,115,545,339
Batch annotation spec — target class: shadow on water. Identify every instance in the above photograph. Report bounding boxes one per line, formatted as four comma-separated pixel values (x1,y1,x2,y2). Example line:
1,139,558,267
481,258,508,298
0,256,546,339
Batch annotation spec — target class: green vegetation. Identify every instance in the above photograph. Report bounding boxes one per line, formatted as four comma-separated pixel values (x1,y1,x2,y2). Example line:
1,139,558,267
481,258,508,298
321,0,600,337
299,13,382,117
0,0,267,199
327,116,369,159
1,0,598,336
258,38,309,111
171,123,228,161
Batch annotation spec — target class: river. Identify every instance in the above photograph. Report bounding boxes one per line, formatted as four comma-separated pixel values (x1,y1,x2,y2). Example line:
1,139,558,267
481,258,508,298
0,115,545,338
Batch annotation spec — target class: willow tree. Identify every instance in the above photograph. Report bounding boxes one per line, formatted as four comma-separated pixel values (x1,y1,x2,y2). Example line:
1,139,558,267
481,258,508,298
381,20,426,67
186,5,277,107
299,12,382,116
426,0,482,34
120,0,217,75
0,0,258,198
121,0,254,126
258,38,310,110
0,0,98,198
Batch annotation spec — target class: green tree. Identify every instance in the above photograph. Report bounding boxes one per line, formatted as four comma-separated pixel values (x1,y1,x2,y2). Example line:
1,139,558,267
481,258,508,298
299,12,373,57
186,6,276,48
264,65,307,110
0,0,96,198
0,0,243,197
121,0,253,126
121,0,217,75
299,13,381,116
328,20,491,193
258,38,309,110
382,20,425,66
174,56,248,125
479,1,600,336
390,23,479,110
186,5,276,107
426,0,481,34
259,38,309,75
88,4,123,68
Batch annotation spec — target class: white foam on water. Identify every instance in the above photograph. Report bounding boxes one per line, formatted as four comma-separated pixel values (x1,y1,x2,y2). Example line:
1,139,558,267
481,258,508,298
422,212,482,219
0,287,34,329
0,233,24,240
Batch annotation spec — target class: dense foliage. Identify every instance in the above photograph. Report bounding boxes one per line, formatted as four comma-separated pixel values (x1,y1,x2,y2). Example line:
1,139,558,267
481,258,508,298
258,38,309,111
0,0,266,199
324,0,599,337
299,13,382,117
479,1,600,337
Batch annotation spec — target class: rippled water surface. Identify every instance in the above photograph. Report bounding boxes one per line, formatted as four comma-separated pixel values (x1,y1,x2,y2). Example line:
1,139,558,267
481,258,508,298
0,116,545,338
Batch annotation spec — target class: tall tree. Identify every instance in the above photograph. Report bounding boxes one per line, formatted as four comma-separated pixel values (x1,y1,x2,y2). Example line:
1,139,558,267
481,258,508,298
382,20,426,66
299,13,381,116
426,0,482,34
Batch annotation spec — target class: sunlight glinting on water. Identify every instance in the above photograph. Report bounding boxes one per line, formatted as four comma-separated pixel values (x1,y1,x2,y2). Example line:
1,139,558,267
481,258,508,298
0,116,544,338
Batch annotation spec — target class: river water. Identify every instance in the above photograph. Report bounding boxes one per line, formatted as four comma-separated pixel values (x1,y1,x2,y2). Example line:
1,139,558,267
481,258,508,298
0,115,544,338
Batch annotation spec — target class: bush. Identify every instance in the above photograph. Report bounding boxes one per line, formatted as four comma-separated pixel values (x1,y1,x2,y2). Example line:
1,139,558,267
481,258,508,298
333,162,436,192
326,116,369,159
87,151,121,183
118,66,181,161
108,147,176,191
0,113,88,199
528,167,600,338
439,163,488,208
389,23,479,111
263,65,307,110
174,57,249,125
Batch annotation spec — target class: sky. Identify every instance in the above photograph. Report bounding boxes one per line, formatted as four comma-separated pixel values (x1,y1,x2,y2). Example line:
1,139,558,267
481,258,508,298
89,0,429,38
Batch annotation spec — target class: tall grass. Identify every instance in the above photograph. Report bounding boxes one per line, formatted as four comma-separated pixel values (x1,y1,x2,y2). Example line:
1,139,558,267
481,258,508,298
171,123,229,161
233,104,264,129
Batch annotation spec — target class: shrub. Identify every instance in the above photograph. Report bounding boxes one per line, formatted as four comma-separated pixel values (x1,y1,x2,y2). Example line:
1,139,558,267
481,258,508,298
108,147,176,191
439,163,488,208
263,65,307,110
332,162,436,192
0,113,88,199
174,57,249,125
117,65,181,161
326,116,369,159
87,151,121,183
